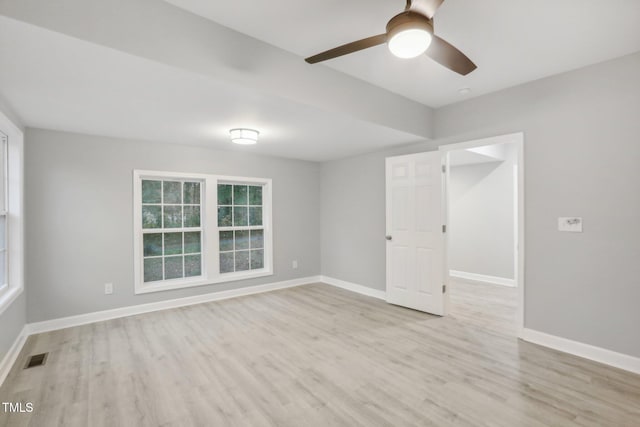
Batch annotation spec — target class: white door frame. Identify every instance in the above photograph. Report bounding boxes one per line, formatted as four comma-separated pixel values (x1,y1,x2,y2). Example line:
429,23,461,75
438,132,525,335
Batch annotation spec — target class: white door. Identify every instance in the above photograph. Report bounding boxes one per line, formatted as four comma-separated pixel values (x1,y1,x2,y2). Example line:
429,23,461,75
385,152,445,315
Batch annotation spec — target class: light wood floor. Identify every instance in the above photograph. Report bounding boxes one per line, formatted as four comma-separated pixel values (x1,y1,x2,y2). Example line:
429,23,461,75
1,281,640,426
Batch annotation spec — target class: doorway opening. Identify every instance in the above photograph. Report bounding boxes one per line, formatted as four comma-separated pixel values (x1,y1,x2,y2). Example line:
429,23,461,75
440,133,524,335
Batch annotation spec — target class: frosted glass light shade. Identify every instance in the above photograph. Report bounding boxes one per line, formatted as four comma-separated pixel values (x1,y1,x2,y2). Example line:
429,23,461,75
230,128,259,145
388,29,432,59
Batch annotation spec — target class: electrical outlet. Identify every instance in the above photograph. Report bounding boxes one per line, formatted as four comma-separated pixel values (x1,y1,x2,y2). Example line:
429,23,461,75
104,283,113,295
292,260,298,269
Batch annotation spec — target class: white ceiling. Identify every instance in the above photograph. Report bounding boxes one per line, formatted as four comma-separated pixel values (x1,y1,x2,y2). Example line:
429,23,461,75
2,0,639,163
166,0,640,107
0,17,422,162
449,144,507,167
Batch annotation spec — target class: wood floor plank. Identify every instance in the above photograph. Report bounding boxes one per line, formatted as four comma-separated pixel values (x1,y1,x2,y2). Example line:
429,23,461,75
2,280,640,426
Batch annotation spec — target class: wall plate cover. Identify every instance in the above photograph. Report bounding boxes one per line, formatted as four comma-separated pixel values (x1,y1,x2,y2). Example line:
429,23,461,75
558,217,583,232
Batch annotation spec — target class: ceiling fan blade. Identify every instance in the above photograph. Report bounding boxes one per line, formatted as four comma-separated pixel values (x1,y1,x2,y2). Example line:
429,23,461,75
408,0,445,18
305,34,387,64
426,35,476,75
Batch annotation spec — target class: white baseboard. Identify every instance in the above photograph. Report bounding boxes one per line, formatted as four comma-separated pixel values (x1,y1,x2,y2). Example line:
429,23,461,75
450,270,515,287
27,276,321,335
320,276,386,300
0,325,29,386
520,328,640,375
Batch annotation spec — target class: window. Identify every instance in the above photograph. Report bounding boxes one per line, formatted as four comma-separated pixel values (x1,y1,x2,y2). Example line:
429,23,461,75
0,112,25,315
0,134,7,290
217,183,265,273
140,178,203,283
134,171,272,294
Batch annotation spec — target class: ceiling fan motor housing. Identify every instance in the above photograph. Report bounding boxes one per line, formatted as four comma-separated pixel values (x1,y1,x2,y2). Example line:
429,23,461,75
386,11,434,39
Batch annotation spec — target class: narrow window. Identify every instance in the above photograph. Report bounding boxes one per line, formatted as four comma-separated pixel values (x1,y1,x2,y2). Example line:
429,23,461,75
217,183,265,274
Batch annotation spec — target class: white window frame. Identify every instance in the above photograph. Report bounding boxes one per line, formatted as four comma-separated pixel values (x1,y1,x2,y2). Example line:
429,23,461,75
133,170,273,294
0,112,24,315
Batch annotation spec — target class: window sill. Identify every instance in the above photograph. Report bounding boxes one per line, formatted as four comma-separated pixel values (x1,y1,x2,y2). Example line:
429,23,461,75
135,269,273,295
0,285,23,316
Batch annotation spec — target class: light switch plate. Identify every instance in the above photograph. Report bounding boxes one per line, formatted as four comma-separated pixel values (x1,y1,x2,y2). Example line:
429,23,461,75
558,217,583,232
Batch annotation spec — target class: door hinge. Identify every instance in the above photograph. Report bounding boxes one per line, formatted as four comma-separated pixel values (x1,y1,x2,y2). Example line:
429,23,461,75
442,165,446,173
442,284,446,293
442,224,447,233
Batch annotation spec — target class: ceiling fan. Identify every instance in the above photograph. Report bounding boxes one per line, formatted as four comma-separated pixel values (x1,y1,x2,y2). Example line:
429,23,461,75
305,0,476,76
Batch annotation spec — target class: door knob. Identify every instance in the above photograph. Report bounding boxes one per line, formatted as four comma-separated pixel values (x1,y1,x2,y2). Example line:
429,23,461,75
385,235,393,241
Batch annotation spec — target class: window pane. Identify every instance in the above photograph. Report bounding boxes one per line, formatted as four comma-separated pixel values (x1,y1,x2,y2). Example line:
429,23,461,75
235,230,249,250
251,250,264,270
249,207,262,226
233,207,248,226
144,258,163,282
164,232,183,255
0,138,5,212
219,231,233,251
142,180,162,203
250,229,264,249
218,206,232,227
165,256,184,279
184,232,201,254
0,216,5,250
220,252,234,273
235,250,250,271
142,205,162,229
233,185,248,205
183,206,201,227
0,252,5,285
143,233,163,257
163,181,182,204
218,184,232,205
163,206,182,228
249,186,262,205
185,254,201,277
183,182,200,204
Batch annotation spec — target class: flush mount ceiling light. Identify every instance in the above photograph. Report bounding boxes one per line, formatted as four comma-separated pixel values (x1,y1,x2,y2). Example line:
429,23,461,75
229,128,259,145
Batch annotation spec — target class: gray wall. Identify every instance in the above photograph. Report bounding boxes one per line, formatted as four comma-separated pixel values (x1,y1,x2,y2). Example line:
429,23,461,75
449,145,516,279
320,141,438,290
25,129,320,322
0,293,26,363
322,51,640,358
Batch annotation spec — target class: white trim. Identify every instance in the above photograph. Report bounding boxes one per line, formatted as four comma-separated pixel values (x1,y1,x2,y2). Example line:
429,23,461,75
0,324,28,386
0,286,22,315
320,276,386,300
438,133,523,152
520,328,640,375
440,132,525,335
0,111,24,316
28,276,321,335
449,270,515,287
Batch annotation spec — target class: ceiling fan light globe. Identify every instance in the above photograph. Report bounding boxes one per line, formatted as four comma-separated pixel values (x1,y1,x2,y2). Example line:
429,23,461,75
388,29,432,59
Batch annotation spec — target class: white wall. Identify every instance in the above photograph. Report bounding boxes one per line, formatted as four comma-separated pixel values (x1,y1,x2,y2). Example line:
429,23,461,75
321,51,640,358
25,129,321,322
449,144,516,280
